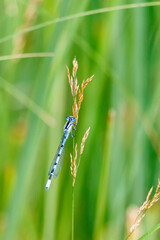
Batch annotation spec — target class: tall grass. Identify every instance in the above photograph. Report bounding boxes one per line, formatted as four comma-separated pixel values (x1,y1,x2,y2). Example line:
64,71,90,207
0,1,160,240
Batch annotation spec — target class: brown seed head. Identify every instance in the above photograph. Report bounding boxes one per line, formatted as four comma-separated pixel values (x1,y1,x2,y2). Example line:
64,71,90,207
67,66,74,96
78,75,94,110
127,180,160,239
72,98,78,123
83,75,94,88
72,58,78,78
70,153,73,174
68,58,93,187
74,78,79,96
67,59,94,124
70,144,78,187
80,127,90,156
155,179,160,193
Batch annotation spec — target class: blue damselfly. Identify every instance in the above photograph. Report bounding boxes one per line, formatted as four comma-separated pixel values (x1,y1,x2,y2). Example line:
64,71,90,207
45,116,76,190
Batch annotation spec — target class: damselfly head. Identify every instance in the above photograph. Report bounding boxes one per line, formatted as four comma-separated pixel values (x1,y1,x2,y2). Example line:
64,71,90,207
72,117,76,122
66,116,76,122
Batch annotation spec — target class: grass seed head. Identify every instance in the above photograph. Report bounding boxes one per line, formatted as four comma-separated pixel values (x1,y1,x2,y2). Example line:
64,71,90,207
67,66,74,96
70,144,77,187
72,98,78,123
80,127,90,156
72,57,78,78
68,58,93,186
78,75,94,110
67,59,94,124
127,180,160,239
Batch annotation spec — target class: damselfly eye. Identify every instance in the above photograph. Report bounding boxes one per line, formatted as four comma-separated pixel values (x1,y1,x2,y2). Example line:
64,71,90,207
66,116,69,121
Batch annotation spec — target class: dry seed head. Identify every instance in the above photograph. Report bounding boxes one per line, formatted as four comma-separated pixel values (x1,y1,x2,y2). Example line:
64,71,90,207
70,76,74,96
146,186,153,202
72,58,78,78
78,89,84,110
83,75,94,88
78,75,94,110
66,66,74,96
67,59,94,124
74,78,79,95
72,98,78,123
68,58,93,186
148,192,160,208
128,180,160,239
70,144,78,187
135,200,147,223
128,214,145,238
155,179,160,193
126,206,142,239
67,64,79,97
70,153,73,174
80,127,90,156
73,144,77,163
66,66,71,83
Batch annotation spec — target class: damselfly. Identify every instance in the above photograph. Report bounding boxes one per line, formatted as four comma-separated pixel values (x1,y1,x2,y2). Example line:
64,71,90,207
45,116,76,190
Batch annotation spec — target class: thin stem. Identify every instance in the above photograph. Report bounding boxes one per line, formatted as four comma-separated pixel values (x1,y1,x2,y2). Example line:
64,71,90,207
72,186,75,240
72,137,75,240
73,137,75,158
138,223,160,240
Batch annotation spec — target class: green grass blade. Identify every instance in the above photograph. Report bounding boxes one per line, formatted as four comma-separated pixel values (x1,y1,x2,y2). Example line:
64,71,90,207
138,223,160,240
1,2,160,44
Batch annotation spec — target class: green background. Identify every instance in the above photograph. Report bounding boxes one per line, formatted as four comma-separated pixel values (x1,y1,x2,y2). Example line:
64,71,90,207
0,1,160,240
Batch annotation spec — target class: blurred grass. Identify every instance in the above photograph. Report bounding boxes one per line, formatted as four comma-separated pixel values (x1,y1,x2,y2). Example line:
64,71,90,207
0,1,160,240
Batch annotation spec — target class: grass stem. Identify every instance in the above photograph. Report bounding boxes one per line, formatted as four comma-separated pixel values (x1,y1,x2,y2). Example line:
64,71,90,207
72,186,75,240
71,137,75,240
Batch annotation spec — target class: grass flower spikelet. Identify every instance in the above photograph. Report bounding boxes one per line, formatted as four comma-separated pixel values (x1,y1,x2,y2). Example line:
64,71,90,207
80,127,90,156
127,179,160,239
67,57,94,123
67,57,93,186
